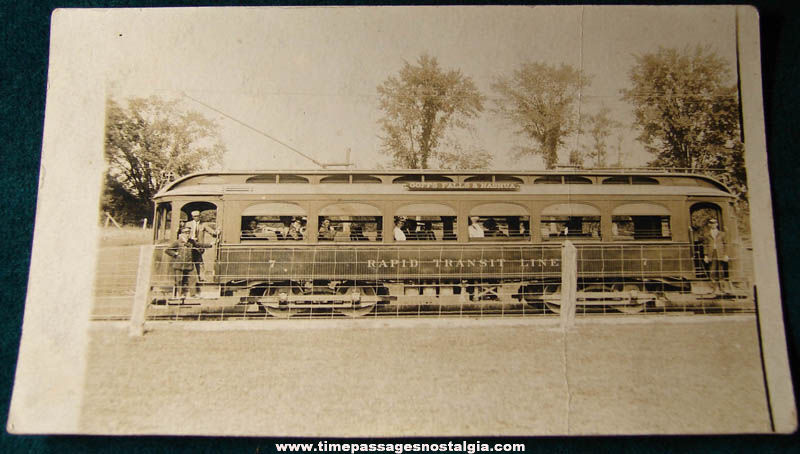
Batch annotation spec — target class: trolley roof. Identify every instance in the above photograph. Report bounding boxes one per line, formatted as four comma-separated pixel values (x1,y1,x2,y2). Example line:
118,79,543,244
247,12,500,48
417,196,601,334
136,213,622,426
154,169,734,199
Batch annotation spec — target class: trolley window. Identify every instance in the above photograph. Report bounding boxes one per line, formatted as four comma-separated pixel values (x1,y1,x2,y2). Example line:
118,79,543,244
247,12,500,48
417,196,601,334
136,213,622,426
318,203,382,242
612,203,671,240
468,203,530,241
320,174,383,184
246,175,278,184
320,174,350,184
393,204,457,241
603,176,659,185
352,174,382,184
564,175,592,184
180,202,219,243
464,175,524,183
278,174,309,184
154,202,172,243
196,176,226,184
392,175,453,184
632,176,659,185
464,175,493,182
534,176,563,184
240,203,307,241
244,174,309,184
495,175,524,183
393,175,422,184
423,175,453,182
540,203,601,241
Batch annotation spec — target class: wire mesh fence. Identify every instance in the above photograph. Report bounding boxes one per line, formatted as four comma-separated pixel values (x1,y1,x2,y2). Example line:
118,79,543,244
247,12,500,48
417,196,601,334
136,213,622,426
92,242,755,321
93,246,142,320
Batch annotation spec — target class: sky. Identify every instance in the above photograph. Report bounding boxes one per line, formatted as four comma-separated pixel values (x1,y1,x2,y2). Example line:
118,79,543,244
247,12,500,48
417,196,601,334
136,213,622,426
100,5,740,171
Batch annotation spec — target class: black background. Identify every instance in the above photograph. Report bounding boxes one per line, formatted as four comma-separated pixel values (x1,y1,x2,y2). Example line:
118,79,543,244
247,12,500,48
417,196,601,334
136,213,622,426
1,1,798,452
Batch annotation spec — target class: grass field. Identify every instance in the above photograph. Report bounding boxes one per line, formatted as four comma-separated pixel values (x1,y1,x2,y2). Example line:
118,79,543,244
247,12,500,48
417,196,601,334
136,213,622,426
99,227,152,248
84,231,770,435
80,318,770,436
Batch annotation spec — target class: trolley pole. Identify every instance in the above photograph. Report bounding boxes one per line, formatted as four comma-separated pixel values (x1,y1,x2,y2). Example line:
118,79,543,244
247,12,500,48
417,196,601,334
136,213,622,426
560,240,577,330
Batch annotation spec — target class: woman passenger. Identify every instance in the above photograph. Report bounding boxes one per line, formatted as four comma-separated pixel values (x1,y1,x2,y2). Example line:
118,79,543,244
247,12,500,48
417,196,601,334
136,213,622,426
393,218,406,241
318,218,335,241
287,218,305,240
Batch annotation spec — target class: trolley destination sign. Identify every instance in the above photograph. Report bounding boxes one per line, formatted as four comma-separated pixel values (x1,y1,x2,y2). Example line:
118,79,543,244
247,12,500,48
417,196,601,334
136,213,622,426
404,182,520,191
365,257,561,270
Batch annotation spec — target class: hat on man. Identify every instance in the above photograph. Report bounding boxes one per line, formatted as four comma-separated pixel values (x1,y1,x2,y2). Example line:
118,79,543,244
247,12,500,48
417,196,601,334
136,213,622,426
191,210,201,217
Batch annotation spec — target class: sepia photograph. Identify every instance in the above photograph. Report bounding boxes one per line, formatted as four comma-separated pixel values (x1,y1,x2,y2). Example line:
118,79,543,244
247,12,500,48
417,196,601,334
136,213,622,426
6,5,796,438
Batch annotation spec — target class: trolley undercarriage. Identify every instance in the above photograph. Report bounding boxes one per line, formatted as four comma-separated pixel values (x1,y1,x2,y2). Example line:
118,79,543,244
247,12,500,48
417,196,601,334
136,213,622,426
148,277,753,319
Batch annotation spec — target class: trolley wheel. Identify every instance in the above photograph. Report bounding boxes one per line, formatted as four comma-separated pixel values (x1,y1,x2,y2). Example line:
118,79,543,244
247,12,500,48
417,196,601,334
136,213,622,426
265,286,301,319
335,286,376,317
265,306,300,318
543,285,562,314
544,302,561,314
611,284,646,314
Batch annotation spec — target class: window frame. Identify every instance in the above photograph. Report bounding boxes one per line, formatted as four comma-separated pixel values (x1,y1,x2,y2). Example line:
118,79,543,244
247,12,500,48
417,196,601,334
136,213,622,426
467,203,531,242
317,202,383,243
393,203,458,242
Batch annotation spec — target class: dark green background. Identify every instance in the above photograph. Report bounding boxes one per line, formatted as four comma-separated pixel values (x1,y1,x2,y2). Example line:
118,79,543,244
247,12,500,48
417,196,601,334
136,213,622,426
1,1,798,452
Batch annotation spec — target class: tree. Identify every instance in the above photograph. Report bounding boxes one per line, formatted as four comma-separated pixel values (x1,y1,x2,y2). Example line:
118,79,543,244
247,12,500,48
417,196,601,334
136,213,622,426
435,138,493,170
580,105,623,168
567,150,584,168
621,46,743,176
377,54,486,169
103,95,226,224
492,62,590,169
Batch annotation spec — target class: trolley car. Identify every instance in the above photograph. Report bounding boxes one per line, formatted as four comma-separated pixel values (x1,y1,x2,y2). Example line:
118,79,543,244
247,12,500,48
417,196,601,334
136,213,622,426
149,169,751,317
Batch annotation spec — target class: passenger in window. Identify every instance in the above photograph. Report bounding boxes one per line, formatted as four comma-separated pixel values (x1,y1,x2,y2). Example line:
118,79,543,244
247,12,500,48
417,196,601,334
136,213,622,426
318,218,335,241
286,218,305,240
350,223,368,241
242,220,260,239
418,221,436,241
506,217,522,238
442,217,456,240
403,218,418,240
394,218,407,241
483,218,505,238
273,217,291,240
468,216,484,238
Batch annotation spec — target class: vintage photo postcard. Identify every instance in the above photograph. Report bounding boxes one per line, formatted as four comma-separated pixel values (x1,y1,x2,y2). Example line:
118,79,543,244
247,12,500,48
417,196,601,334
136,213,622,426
7,5,796,436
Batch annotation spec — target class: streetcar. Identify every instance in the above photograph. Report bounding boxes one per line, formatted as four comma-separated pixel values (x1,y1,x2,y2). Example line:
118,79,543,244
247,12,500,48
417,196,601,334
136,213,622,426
148,169,751,317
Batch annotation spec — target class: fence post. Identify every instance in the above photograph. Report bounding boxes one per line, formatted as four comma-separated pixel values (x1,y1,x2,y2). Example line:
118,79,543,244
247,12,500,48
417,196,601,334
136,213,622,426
560,240,577,330
129,245,155,337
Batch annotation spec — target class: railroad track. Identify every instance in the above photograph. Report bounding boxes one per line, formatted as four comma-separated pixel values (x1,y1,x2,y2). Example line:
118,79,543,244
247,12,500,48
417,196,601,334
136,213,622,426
91,300,756,321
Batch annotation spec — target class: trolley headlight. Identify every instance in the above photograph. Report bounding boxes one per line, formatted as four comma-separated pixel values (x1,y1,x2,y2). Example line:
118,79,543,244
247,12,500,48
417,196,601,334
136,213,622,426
350,291,361,303
278,292,289,302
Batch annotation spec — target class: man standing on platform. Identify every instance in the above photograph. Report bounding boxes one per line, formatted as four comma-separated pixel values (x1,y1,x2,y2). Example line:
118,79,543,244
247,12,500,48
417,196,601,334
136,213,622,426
165,228,196,298
702,218,728,291
185,210,219,281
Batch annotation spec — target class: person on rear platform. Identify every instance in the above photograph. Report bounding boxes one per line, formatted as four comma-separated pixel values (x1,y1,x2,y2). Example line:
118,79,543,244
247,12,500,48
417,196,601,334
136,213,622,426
702,218,729,292
186,210,220,281
165,228,197,298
